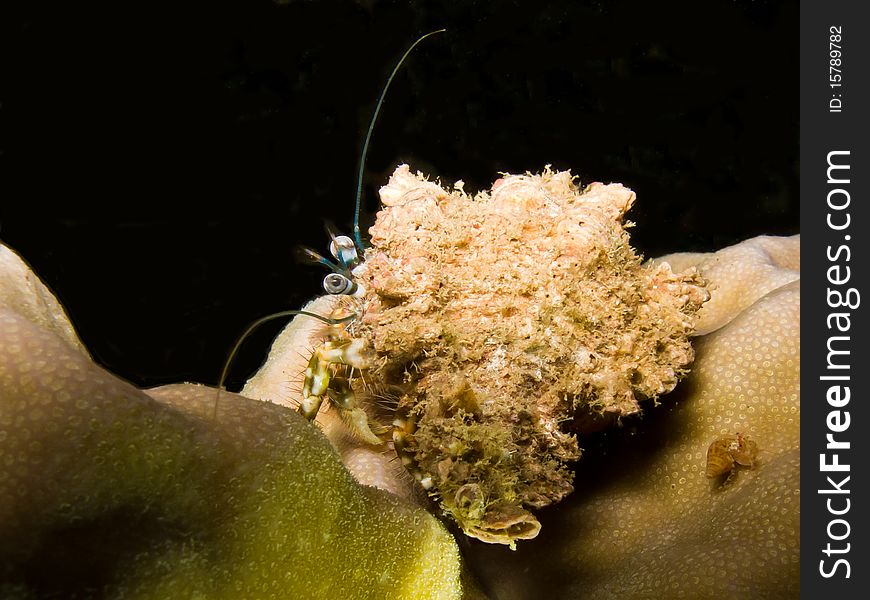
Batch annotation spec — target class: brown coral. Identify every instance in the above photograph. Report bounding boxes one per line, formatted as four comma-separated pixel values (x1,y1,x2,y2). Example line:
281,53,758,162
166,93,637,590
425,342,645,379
344,165,708,545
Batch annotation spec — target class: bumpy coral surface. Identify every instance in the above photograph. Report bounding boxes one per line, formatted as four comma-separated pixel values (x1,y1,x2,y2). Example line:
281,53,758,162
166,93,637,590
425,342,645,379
345,165,708,545
467,235,800,599
0,245,464,600
0,232,800,598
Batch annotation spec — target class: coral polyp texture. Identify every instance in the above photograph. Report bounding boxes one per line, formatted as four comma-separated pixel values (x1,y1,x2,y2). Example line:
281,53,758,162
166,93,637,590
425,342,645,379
344,165,709,545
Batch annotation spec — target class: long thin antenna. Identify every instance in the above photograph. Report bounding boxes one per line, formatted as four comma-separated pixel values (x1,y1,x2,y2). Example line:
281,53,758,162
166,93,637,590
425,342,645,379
353,28,446,251
214,309,357,419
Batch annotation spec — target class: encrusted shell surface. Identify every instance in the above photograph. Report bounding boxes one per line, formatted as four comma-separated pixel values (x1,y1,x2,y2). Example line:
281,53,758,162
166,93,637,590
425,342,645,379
350,164,709,544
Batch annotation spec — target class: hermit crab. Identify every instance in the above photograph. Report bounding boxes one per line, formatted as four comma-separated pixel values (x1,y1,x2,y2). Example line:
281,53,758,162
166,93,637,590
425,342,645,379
705,432,758,480
219,32,710,547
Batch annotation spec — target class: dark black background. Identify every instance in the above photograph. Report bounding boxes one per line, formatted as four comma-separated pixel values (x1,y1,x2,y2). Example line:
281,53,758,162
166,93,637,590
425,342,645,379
0,0,797,389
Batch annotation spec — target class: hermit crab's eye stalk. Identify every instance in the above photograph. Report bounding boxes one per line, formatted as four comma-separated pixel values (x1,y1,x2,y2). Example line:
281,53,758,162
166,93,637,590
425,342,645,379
323,272,359,296
328,235,360,270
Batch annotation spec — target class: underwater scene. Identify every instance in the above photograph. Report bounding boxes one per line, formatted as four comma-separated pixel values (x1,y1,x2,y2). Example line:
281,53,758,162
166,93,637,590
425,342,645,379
1,1,798,598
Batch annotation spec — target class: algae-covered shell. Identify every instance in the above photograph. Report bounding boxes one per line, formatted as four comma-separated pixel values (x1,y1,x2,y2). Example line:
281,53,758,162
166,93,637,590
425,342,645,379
347,165,709,545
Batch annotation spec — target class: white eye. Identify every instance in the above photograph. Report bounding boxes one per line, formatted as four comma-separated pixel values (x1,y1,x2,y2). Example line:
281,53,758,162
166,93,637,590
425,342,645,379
329,235,359,268
323,273,356,295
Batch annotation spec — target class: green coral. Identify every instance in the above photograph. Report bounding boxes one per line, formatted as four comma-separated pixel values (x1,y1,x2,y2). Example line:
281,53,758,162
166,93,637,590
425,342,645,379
0,243,465,599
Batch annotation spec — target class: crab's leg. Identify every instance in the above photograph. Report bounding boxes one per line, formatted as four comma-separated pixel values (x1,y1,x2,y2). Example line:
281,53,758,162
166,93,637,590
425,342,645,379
327,375,387,446
300,338,371,420
392,404,434,490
